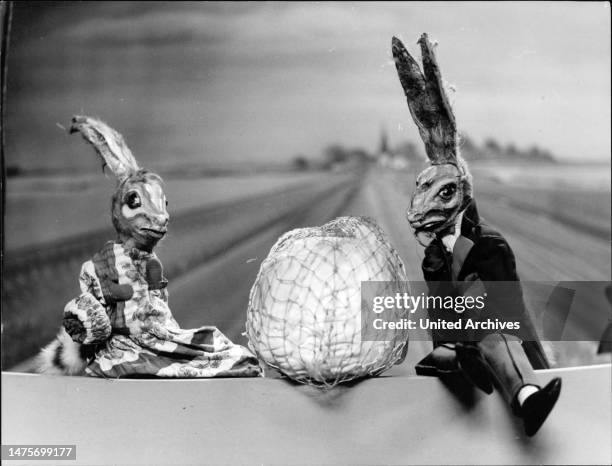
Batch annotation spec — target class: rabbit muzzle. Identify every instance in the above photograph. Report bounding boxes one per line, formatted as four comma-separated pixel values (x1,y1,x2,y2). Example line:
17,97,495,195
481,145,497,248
407,163,468,238
113,172,170,250
406,209,449,233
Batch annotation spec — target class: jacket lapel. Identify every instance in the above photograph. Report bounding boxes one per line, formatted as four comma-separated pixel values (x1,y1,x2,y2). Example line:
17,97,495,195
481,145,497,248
454,200,480,281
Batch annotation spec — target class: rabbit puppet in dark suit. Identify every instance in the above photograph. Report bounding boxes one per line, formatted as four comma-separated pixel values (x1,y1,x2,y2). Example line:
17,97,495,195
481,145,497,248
392,34,560,437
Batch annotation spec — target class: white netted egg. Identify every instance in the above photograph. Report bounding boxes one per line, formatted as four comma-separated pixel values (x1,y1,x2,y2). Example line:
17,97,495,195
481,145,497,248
245,216,409,387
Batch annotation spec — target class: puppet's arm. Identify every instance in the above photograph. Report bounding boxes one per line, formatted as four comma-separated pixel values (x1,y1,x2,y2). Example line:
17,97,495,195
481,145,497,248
62,261,116,345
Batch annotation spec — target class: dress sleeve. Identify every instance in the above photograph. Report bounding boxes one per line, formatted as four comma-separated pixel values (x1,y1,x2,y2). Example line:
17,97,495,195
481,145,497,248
78,260,106,305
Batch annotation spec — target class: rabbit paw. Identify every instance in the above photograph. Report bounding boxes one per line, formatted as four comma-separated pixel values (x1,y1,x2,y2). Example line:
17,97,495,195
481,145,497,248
63,292,112,345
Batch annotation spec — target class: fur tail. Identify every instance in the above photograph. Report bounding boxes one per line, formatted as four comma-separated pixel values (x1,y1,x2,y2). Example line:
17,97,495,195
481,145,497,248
36,328,88,375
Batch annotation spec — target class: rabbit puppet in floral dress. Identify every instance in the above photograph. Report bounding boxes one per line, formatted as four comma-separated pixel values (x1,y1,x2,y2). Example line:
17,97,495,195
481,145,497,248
38,116,261,378
392,34,561,436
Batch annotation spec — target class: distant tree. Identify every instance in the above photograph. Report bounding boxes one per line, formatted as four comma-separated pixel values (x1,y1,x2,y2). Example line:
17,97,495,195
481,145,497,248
527,145,542,159
505,143,519,157
456,133,555,163
484,138,502,156
394,141,422,162
379,128,390,155
539,149,555,162
323,143,375,170
348,148,370,163
325,144,349,165
292,156,310,171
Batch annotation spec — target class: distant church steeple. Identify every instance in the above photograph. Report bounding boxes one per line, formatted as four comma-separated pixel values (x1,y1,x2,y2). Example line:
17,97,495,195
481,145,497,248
379,127,390,155
377,125,408,170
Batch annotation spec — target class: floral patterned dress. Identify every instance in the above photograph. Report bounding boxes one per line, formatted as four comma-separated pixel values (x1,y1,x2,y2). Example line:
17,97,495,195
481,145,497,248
63,241,262,378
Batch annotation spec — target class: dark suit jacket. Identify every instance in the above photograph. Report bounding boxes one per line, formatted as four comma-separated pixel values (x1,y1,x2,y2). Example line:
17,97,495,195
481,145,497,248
421,200,549,369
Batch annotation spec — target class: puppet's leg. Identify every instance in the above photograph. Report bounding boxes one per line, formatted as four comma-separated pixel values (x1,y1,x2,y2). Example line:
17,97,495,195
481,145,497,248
454,342,495,394
478,333,537,410
478,333,562,436
415,343,460,376
417,343,498,399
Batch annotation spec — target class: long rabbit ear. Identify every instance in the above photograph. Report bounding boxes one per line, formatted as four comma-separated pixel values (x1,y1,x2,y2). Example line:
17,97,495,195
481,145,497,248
392,34,457,165
70,115,140,180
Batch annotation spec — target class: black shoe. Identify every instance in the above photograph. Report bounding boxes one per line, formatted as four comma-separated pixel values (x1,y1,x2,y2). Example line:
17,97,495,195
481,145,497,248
520,377,562,437
455,343,494,394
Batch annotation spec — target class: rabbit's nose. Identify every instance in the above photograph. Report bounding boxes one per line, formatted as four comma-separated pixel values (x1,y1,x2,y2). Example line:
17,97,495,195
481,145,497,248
406,208,421,223
155,214,169,228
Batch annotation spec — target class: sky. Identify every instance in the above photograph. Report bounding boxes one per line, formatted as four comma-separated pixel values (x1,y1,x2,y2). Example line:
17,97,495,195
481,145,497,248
5,1,611,172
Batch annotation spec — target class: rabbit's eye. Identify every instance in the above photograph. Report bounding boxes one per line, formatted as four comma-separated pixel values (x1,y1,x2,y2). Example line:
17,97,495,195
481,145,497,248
125,191,142,209
438,184,457,201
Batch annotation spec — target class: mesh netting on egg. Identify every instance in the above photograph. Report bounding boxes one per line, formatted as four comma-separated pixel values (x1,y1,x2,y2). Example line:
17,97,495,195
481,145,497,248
245,216,409,388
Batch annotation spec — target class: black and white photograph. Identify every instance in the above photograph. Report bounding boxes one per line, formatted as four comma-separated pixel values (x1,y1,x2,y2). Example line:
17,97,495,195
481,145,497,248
1,2,611,465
